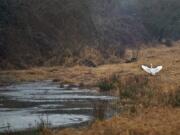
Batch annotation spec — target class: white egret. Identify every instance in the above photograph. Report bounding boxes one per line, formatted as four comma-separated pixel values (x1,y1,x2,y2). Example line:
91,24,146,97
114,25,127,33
141,64,162,75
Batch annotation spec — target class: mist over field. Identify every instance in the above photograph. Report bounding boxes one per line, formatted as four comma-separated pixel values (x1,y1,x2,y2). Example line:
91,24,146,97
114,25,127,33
0,0,180,69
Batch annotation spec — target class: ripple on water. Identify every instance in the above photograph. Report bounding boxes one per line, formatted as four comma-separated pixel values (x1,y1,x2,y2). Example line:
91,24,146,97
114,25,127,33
0,111,91,132
0,81,117,132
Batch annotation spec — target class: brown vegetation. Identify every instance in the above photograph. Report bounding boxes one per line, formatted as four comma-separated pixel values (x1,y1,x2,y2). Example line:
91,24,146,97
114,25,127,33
1,0,180,69
1,42,180,91
55,107,180,135
0,42,180,135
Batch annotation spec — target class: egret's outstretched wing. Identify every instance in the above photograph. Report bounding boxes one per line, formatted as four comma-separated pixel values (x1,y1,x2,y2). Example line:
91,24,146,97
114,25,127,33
141,65,151,74
152,66,163,74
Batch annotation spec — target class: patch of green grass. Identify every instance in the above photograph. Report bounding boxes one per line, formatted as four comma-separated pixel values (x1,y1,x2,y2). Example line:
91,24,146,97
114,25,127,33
97,79,114,91
174,89,180,106
166,89,180,107
97,74,119,91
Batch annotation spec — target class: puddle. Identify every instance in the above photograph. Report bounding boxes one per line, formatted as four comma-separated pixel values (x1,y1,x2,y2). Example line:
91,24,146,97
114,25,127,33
0,80,118,132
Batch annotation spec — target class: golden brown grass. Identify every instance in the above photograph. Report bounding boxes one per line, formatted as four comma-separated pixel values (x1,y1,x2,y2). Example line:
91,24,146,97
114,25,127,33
1,42,180,92
54,107,180,135
1,42,180,135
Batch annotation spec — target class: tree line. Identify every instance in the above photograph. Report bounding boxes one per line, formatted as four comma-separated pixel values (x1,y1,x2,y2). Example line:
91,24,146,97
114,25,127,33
0,0,180,69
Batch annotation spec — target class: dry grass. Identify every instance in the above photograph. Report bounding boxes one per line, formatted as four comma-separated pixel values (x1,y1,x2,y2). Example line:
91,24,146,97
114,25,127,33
1,42,180,91
54,107,180,135
1,42,180,135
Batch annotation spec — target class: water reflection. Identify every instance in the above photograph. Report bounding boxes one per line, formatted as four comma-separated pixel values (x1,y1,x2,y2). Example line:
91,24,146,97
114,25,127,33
0,80,118,132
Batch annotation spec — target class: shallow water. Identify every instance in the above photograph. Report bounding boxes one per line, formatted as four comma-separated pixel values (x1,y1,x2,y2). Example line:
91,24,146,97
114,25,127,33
0,80,118,132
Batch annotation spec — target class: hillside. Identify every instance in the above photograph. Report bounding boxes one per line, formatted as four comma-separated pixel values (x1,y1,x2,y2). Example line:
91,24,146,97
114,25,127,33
0,0,180,69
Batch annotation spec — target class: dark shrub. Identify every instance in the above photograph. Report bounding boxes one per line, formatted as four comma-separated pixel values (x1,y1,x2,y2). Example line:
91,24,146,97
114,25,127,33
98,79,114,91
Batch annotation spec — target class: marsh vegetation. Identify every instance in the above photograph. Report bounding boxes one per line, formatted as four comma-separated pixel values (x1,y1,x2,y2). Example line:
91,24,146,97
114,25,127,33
0,0,180,135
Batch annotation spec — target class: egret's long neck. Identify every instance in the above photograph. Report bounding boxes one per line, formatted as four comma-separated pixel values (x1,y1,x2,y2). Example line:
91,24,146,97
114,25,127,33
151,64,153,68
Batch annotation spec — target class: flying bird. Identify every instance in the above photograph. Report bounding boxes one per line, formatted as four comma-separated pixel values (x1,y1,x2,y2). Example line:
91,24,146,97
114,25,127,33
141,64,162,75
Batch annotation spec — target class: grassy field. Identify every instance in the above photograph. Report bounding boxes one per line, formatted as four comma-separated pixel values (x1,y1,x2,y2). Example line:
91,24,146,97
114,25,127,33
1,42,180,91
54,107,180,135
0,42,180,135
